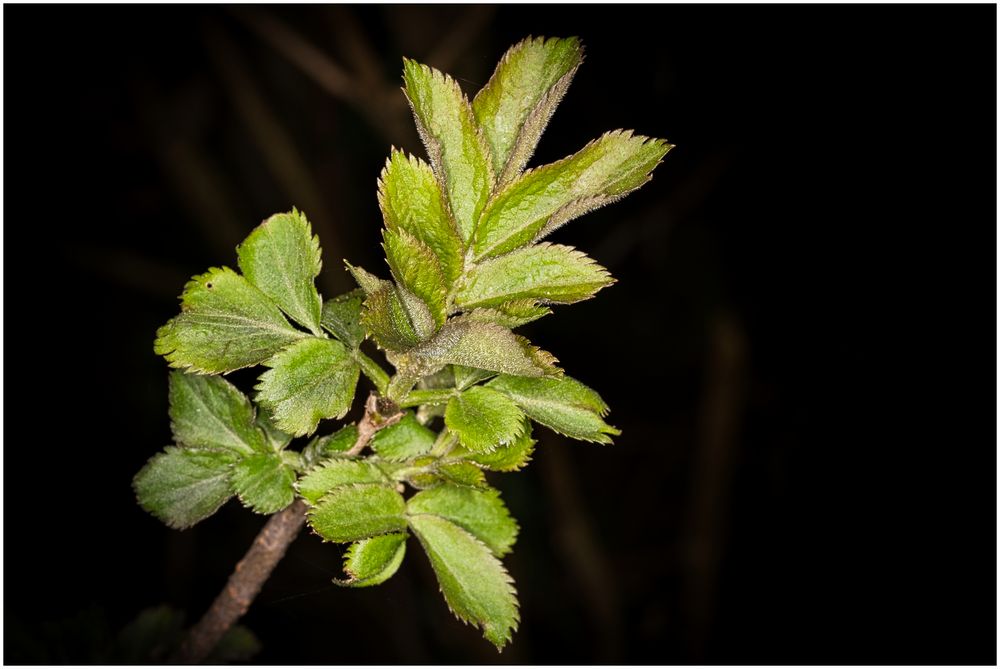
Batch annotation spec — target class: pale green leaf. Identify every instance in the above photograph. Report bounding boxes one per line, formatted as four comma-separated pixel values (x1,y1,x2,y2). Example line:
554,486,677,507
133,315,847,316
457,243,613,309
361,283,423,352
297,459,389,505
407,484,518,557
488,374,620,443
302,424,358,466
320,290,366,348
403,58,494,243
383,227,447,327
465,300,552,329
336,533,408,587
435,460,488,488
445,386,525,454
255,338,360,437
168,371,266,456
230,452,296,514
370,412,436,461
154,267,307,374
473,36,584,186
133,446,236,529
408,514,519,650
346,262,383,295
378,150,464,285
473,130,673,259
308,484,407,543
237,209,323,335
409,318,560,378
454,421,536,471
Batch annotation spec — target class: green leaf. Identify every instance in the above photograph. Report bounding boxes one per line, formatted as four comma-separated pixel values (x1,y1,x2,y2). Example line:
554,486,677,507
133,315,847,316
410,319,560,378
407,484,518,557
378,150,464,286
336,533,408,587
154,267,307,374
403,58,494,243
361,282,423,352
456,421,536,472
383,227,447,327
236,209,324,335
346,262,383,295
302,424,358,466
370,412,436,461
473,36,584,186
465,300,552,329
230,452,296,514
435,460,488,489
408,514,519,650
445,386,525,454
473,130,673,260
320,290,366,348
297,459,389,505
256,409,293,451
453,365,497,390
457,243,613,309
255,338,360,437
309,484,408,543
133,447,236,529
168,371,267,456
488,374,620,443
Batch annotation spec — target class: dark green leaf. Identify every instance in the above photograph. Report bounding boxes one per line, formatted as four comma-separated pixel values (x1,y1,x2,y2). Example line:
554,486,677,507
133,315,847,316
336,533,408,587
408,514,519,650
230,452,296,514
168,371,267,456
370,412,436,461
488,374,620,443
302,424,359,466
378,150,464,286
453,365,497,390
308,484,407,543
435,460,488,488
445,386,525,454
361,283,423,352
321,290,366,348
256,409,293,451
457,243,613,309
383,227,447,327
133,447,236,529
473,36,584,186
473,130,673,260
255,338,360,437
154,267,306,374
237,209,323,335
297,459,389,505
407,484,518,556
403,58,494,243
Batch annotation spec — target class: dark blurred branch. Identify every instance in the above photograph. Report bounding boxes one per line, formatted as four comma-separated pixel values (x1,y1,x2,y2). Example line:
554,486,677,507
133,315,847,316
681,311,748,659
204,22,349,296
540,438,622,661
233,7,410,146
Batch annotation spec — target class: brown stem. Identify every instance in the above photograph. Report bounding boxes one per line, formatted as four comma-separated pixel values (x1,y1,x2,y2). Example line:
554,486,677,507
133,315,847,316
174,393,403,663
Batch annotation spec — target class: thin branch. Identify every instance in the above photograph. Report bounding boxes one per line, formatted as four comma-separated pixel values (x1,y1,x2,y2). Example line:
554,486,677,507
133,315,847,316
173,392,402,663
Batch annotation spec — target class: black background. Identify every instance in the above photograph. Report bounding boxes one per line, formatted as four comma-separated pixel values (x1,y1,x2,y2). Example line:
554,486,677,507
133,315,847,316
3,4,996,665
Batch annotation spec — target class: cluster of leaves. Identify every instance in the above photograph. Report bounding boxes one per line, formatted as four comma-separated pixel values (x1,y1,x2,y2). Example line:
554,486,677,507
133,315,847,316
135,36,670,651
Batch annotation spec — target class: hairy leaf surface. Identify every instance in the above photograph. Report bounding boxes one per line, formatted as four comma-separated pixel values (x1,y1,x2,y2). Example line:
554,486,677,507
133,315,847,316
383,227,447,327
445,386,525,454
370,412,436,461
465,300,552,329
230,452,296,514
408,514,519,650
455,422,536,472
337,533,408,587
154,267,306,373
320,290,366,348
133,447,236,529
488,374,620,443
168,371,266,456
298,459,389,505
309,484,408,543
403,59,494,243
408,484,518,557
302,424,358,466
410,319,560,377
457,243,613,308
473,130,672,259
473,36,584,186
237,209,324,335
256,338,360,437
